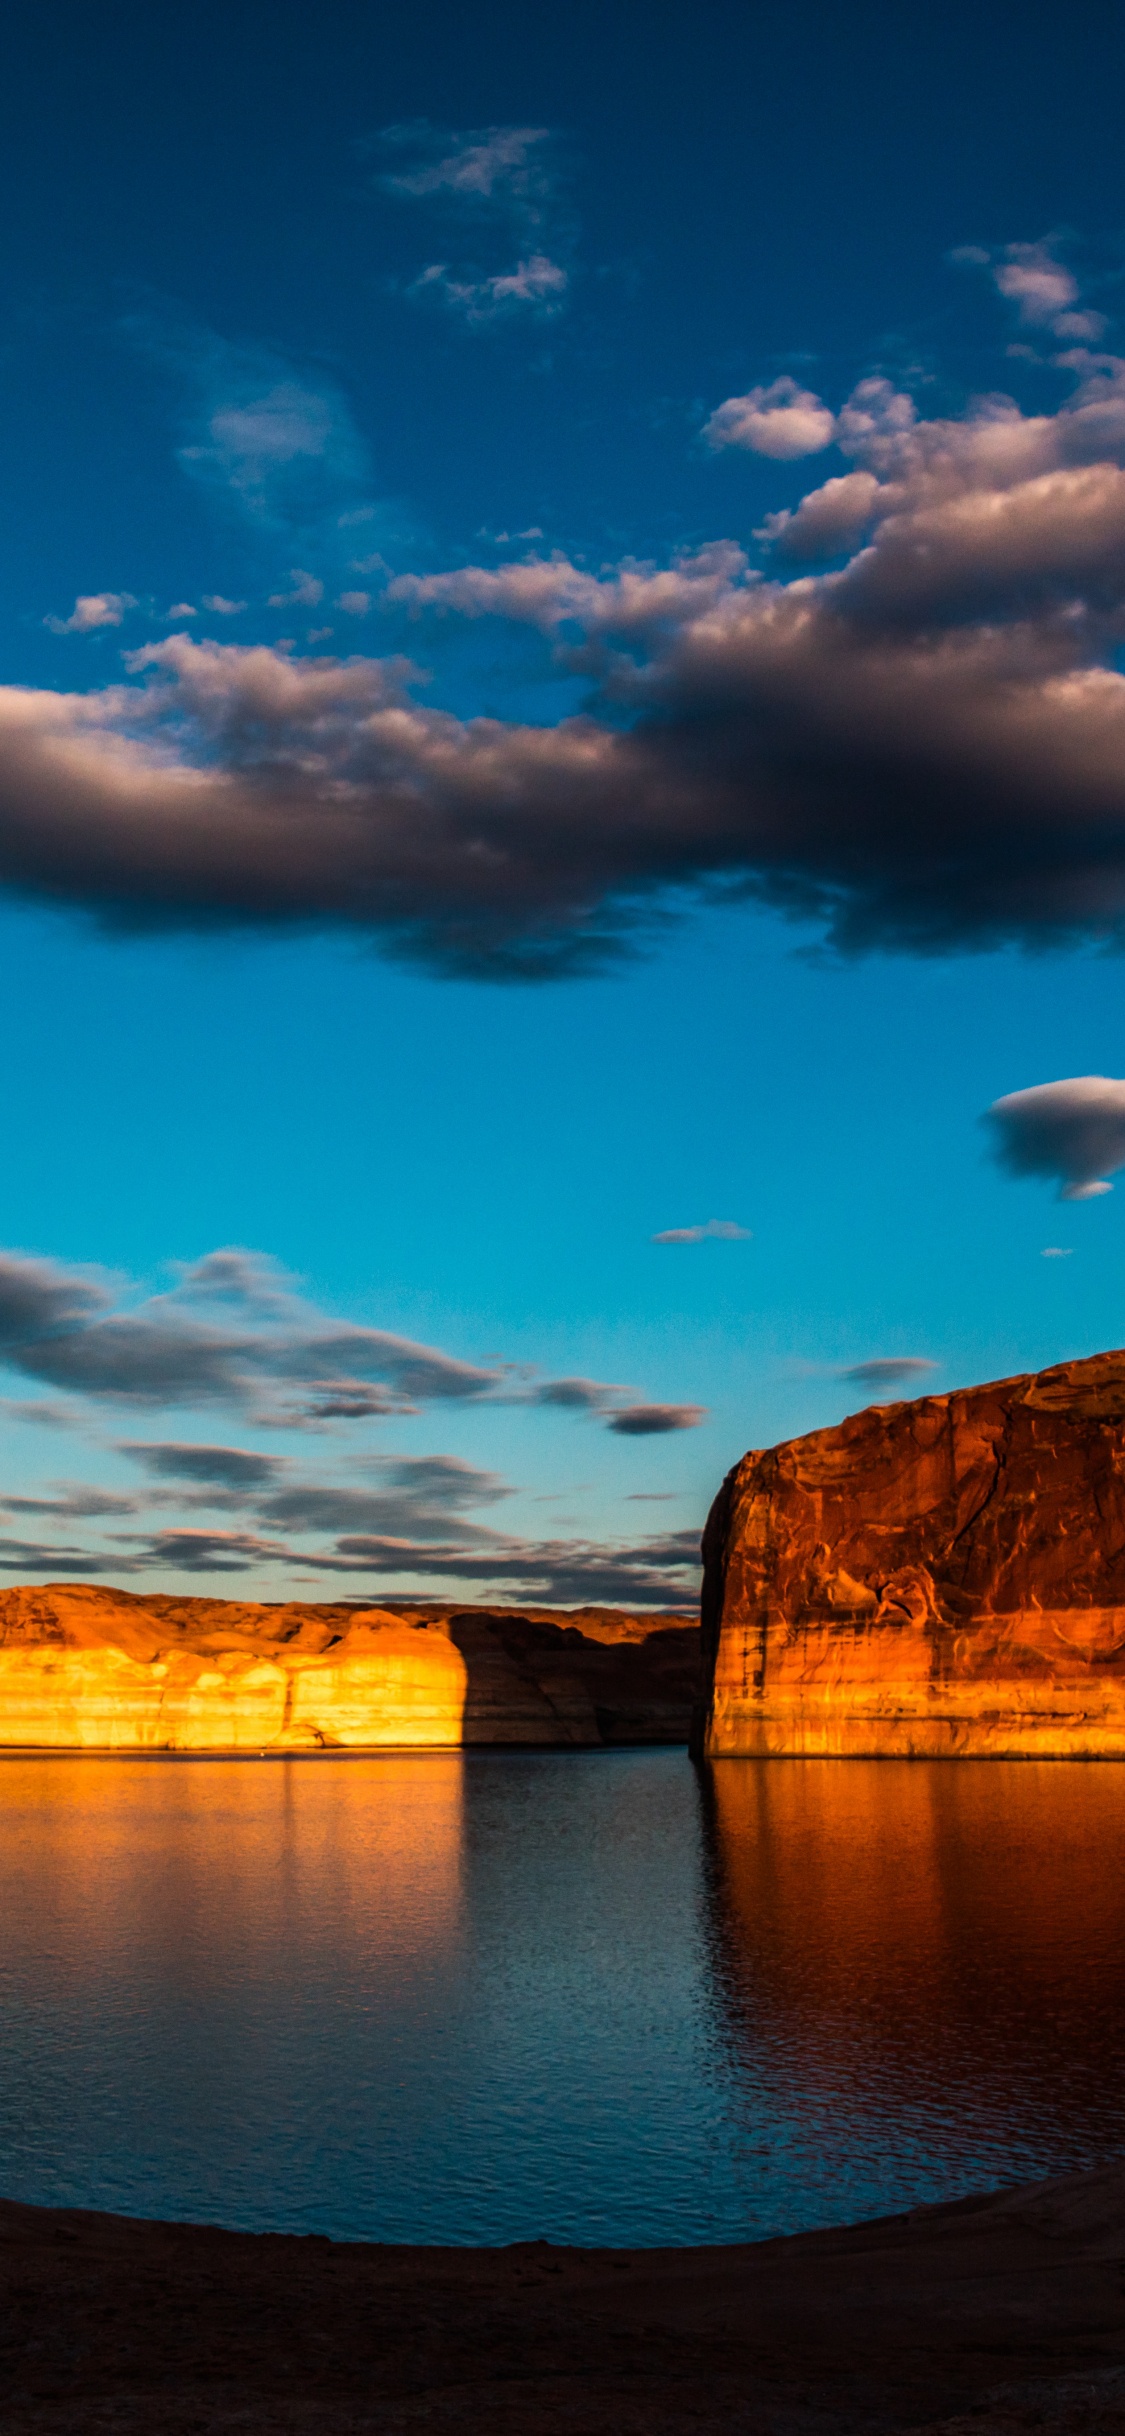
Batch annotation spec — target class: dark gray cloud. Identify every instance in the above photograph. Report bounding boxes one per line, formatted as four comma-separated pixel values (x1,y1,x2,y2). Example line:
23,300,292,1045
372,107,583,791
606,1403,706,1436
12,339,1125,974
532,1379,706,1431
985,1075,1125,1197
0,1485,138,1518
124,1440,286,1488
4,1429,702,1605
840,1357,938,1388
0,1247,507,1417
0,1535,119,1575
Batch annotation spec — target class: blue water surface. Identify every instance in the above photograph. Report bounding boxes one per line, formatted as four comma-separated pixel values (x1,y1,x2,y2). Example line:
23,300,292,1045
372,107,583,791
0,1749,1122,2245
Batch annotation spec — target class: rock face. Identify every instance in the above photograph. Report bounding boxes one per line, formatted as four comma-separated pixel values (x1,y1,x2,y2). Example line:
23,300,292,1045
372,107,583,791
0,1587,698,1751
697,1350,1125,1757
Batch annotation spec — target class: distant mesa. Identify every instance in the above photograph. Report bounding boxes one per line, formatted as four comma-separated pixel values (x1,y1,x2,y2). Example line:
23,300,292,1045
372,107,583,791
696,1348,1125,1758
0,1592,699,1752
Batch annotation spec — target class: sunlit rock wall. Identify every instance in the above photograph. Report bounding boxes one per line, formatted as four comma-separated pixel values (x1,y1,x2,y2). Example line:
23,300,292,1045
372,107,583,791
0,1587,699,1750
696,1351,1125,1756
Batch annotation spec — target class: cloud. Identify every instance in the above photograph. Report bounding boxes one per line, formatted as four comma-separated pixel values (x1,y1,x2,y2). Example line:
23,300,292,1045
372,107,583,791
840,1357,938,1387
0,1244,692,1441
651,1219,750,1244
1,1484,138,1518
409,253,568,323
1042,1245,1073,1257
0,1246,506,1416
44,593,136,635
166,603,197,620
20,317,1125,975
532,1378,706,1431
337,591,371,617
129,317,376,544
123,1439,286,1488
268,569,324,609
379,123,554,214
703,377,836,459
380,122,573,325
202,595,247,616
985,1076,1125,1197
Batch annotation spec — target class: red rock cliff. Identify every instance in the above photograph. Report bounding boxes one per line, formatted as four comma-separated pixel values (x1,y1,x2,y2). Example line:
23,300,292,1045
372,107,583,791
0,1588,699,1751
696,1350,1125,1756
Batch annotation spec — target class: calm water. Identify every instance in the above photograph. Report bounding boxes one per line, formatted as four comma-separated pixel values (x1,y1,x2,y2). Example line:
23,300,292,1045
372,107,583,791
0,1751,1123,2247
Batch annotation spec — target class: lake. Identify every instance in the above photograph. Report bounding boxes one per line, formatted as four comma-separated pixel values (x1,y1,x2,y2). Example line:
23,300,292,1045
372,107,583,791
0,1750,1123,2247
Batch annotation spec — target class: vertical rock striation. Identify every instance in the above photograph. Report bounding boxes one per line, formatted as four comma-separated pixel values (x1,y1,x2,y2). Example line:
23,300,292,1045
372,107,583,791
696,1350,1125,1756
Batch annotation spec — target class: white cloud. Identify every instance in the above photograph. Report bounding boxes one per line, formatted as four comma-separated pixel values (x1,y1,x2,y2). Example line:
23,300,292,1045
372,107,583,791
1041,1246,1073,1257
267,569,324,608
651,1219,751,1244
986,1077,1125,1198
381,124,552,210
336,590,371,617
703,376,836,459
44,592,136,635
202,595,247,616
410,253,568,322
165,602,198,620
380,123,574,326
978,241,1109,345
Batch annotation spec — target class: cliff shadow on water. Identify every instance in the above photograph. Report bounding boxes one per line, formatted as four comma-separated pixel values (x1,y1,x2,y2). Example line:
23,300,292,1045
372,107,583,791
694,1753,1125,2226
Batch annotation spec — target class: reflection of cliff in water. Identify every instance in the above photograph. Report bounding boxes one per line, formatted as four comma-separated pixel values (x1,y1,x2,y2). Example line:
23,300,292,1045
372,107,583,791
697,1759,1125,2223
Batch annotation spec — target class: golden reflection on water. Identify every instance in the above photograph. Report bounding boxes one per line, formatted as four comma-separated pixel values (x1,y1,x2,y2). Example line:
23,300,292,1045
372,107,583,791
704,1759,1125,2138
0,1754,466,1971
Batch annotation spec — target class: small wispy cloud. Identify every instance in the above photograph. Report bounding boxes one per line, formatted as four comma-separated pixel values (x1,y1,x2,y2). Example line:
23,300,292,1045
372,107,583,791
410,254,568,323
380,121,574,326
44,591,136,635
840,1357,938,1387
533,1376,706,1434
202,594,247,616
380,123,553,212
1042,1246,1073,1257
954,237,1109,345
985,1076,1125,1199
607,1404,706,1436
268,568,325,609
652,1218,751,1244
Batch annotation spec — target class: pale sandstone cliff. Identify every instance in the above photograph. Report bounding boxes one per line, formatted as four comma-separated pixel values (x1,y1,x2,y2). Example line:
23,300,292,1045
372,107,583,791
0,1586,698,1750
696,1349,1125,1757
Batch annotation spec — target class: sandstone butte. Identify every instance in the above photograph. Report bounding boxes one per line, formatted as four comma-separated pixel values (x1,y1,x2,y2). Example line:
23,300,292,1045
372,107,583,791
695,1347,1125,1759
0,1587,698,1752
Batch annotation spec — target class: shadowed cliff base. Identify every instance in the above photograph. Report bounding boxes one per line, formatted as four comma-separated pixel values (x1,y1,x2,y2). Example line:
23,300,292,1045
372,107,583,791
0,1587,700,1749
696,1348,1125,1758
3,2163,1125,2432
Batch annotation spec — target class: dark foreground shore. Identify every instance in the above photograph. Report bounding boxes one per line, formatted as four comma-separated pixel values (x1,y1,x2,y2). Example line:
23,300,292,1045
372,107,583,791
3,2167,1125,2434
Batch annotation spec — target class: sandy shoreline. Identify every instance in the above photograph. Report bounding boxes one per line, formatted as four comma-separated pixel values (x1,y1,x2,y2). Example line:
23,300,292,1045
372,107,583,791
3,2165,1125,2434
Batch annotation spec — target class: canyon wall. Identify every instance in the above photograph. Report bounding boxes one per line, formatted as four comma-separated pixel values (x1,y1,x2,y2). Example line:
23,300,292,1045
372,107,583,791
0,1587,698,1751
696,1350,1125,1757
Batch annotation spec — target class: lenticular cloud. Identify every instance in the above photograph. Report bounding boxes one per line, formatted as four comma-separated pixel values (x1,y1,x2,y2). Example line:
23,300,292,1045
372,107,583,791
16,346,1125,976
985,1077,1125,1198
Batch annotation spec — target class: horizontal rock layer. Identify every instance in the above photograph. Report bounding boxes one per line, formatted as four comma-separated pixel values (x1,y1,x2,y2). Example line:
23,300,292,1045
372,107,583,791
0,1587,698,1751
697,1349,1125,1757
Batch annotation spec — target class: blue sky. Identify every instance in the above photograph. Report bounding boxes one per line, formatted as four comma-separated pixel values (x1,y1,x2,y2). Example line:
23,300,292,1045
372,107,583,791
3,0,1125,1603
